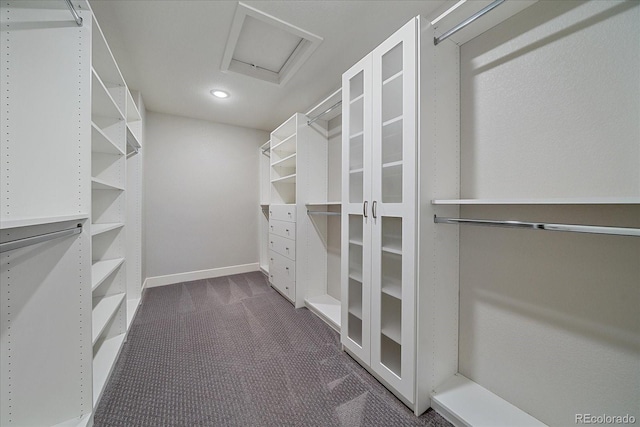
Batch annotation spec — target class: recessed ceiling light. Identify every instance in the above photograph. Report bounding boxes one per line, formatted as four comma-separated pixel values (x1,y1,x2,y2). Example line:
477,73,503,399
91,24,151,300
211,90,229,99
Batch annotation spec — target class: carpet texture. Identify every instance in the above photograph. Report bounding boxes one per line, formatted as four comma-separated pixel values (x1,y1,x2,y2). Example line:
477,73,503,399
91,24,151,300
94,272,452,427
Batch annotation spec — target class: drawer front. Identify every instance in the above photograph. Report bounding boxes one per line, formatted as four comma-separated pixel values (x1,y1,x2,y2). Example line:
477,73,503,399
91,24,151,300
269,219,296,240
269,267,295,301
268,233,295,260
269,204,296,222
268,250,296,281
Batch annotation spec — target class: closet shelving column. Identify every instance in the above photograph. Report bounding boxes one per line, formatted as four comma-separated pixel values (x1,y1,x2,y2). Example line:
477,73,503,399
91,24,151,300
259,140,271,276
1,2,92,425
125,89,143,327
269,117,297,301
90,16,128,408
303,88,343,331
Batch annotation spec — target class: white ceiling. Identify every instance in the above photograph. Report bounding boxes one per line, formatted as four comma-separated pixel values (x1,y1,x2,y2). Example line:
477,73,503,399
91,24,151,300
88,0,448,131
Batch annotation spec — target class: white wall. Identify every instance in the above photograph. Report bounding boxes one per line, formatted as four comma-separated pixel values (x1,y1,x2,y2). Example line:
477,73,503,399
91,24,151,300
457,1,640,425
144,112,268,279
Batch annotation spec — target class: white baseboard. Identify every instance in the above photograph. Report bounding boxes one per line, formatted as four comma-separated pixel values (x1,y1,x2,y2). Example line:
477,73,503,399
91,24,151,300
144,263,260,288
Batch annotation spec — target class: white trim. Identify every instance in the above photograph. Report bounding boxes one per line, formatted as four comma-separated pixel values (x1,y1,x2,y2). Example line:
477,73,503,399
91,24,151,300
144,263,260,288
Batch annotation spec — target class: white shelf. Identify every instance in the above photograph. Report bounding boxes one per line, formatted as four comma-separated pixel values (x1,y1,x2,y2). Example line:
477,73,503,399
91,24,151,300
126,298,141,329
92,122,124,155
350,93,365,104
91,178,124,191
272,152,296,168
271,173,297,184
125,90,141,122
93,333,126,406
382,160,403,169
350,168,364,174
383,70,403,85
91,258,125,292
349,303,363,320
305,202,342,207
349,270,363,283
431,374,546,427
349,238,364,246
432,197,640,205
381,323,401,344
260,140,270,150
92,293,125,345
305,294,341,332
271,133,296,153
91,223,124,237
382,115,403,127
0,214,88,230
382,243,402,255
350,131,364,139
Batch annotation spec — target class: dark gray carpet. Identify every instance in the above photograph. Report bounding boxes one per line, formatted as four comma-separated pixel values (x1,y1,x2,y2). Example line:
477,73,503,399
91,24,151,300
94,272,452,427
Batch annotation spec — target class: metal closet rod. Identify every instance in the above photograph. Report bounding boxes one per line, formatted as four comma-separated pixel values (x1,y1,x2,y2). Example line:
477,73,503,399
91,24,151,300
307,101,343,126
433,216,640,237
434,0,505,45
307,210,341,216
0,223,83,253
64,0,83,26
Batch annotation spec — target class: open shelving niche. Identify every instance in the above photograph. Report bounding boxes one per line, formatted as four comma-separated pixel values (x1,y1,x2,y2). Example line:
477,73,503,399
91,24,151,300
259,140,271,275
302,88,343,331
423,1,639,426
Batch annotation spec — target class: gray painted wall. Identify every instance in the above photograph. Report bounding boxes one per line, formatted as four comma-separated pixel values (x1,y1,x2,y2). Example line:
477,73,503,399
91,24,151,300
144,111,268,278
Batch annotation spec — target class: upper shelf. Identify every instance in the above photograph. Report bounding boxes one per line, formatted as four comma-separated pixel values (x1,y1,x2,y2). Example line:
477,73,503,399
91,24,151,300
0,214,88,230
92,15,126,89
92,69,125,120
432,198,640,205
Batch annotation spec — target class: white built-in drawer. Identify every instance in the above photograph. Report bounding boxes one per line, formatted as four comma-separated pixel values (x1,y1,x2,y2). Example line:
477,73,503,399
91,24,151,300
268,266,295,302
269,204,296,222
269,219,296,240
268,250,296,280
268,233,295,260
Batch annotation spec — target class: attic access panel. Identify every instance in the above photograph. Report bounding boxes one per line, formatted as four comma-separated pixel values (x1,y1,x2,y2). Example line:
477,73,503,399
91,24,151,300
221,2,323,86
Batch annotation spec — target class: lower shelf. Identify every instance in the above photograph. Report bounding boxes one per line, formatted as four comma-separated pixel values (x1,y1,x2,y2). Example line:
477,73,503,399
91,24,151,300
431,374,546,427
93,333,126,406
305,294,341,332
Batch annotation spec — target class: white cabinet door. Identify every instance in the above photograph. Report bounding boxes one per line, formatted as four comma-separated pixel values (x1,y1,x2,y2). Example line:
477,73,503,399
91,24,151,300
369,17,417,403
341,54,373,365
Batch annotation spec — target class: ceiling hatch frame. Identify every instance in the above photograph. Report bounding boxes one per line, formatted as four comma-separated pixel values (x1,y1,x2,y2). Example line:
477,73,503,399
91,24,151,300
221,2,323,86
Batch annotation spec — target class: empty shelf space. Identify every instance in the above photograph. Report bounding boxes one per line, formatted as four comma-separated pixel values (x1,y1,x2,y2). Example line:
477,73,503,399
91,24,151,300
271,134,296,153
349,303,363,320
381,323,401,344
431,197,640,205
305,294,341,332
349,238,364,246
431,374,546,427
271,173,296,184
126,126,141,151
91,223,124,236
93,333,126,405
92,177,124,191
91,258,125,291
92,123,124,155
381,276,402,299
92,293,125,345
126,90,142,122
91,69,125,120
271,152,297,168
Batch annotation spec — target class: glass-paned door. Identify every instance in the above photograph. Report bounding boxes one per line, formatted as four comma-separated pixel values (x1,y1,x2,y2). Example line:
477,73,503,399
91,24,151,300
341,55,372,364
370,17,417,403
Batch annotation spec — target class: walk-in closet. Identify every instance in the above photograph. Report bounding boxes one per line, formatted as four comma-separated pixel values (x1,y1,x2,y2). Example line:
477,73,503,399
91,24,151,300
2,1,638,426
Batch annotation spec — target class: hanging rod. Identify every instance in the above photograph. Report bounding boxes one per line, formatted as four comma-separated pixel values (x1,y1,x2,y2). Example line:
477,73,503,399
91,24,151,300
64,0,83,26
434,216,640,237
307,101,343,126
434,0,504,45
307,210,341,216
0,223,83,253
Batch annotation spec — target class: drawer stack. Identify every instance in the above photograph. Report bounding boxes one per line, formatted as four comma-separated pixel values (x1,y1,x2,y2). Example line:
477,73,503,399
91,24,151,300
268,204,296,301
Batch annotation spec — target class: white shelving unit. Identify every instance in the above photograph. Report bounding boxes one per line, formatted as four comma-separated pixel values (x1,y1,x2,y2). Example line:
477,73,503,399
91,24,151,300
1,2,93,426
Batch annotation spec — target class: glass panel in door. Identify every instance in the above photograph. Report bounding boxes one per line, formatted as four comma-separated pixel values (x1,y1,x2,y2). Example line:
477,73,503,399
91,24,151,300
380,43,403,204
347,214,364,346
349,71,365,204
